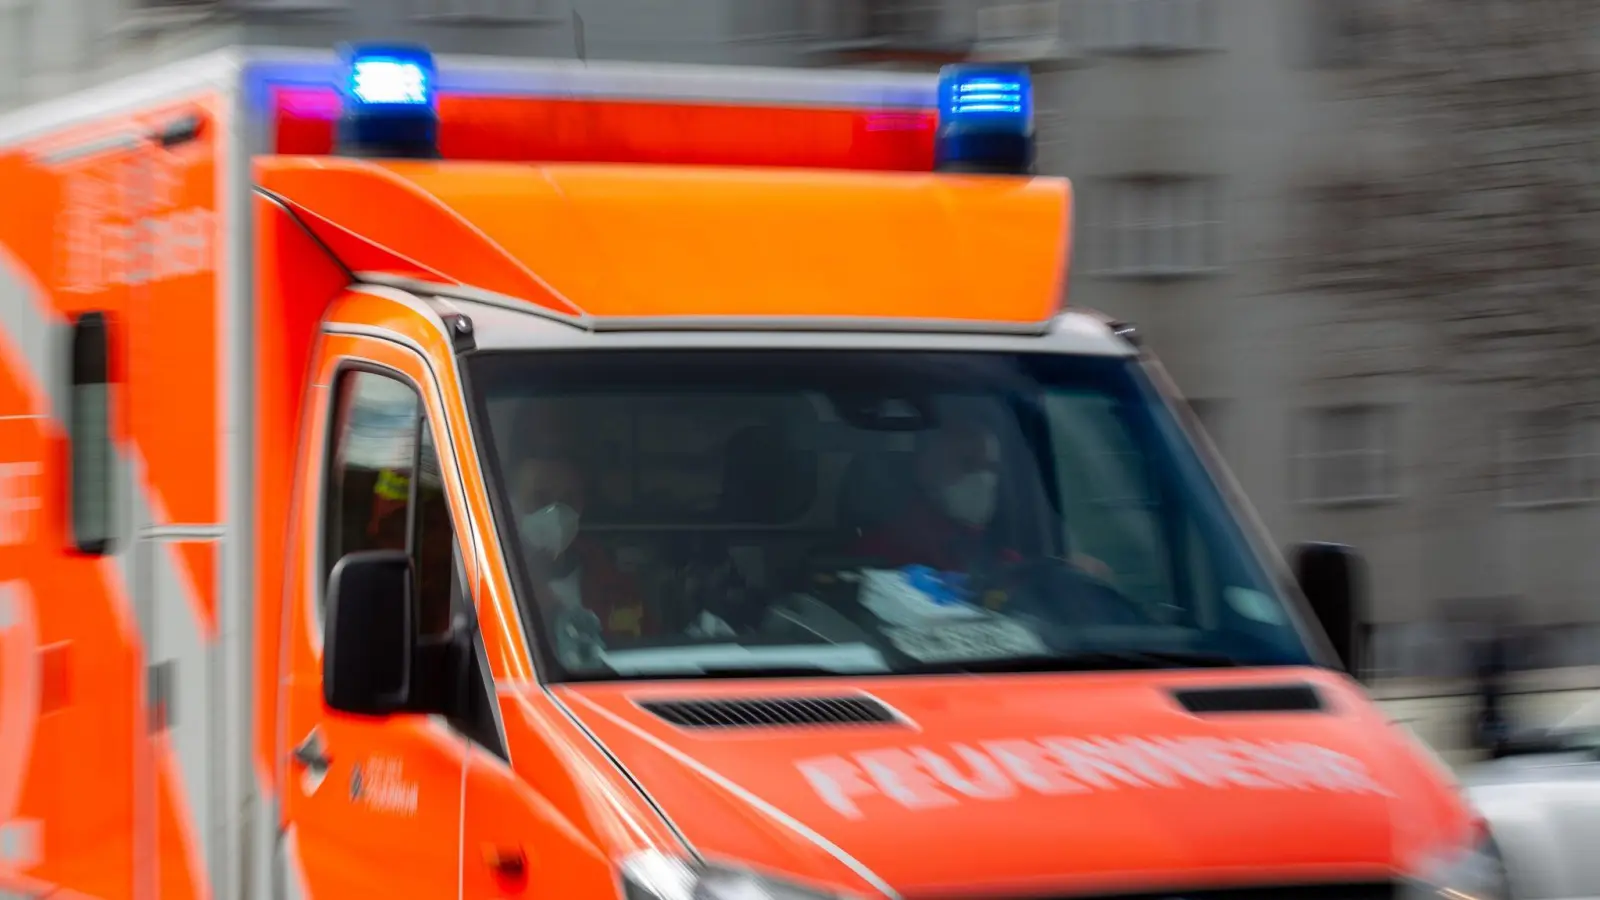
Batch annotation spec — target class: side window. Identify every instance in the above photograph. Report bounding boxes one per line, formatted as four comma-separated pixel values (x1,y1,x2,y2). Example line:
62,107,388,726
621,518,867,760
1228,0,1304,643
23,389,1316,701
322,368,453,637
322,365,500,752
69,311,115,555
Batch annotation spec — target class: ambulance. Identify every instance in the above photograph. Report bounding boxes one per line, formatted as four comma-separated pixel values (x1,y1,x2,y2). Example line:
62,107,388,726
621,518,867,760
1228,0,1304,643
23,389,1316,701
0,41,1503,900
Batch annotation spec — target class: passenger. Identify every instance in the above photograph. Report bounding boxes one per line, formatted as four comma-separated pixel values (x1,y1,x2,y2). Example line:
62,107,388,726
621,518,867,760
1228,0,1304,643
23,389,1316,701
510,454,652,641
853,420,1113,580
365,467,412,548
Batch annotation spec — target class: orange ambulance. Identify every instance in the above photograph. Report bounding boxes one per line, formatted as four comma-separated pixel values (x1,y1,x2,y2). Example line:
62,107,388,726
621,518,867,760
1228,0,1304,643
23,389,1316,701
0,42,1502,900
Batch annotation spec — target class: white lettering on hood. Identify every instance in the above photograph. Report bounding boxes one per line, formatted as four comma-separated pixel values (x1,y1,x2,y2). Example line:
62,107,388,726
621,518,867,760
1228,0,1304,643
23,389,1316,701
796,734,1393,819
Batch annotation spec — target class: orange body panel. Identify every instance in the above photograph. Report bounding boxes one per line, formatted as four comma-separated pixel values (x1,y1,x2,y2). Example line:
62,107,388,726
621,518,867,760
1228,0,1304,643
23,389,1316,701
251,194,359,809
0,93,223,898
256,157,1073,323
278,332,467,896
279,291,686,899
556,671,1475,897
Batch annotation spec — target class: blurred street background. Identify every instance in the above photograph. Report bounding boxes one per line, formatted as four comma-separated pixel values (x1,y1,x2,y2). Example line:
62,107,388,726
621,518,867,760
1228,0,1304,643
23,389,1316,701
5,0,1598,765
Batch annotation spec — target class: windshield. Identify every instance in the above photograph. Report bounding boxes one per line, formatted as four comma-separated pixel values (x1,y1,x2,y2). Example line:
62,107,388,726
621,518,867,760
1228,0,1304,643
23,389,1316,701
467,349,1318,681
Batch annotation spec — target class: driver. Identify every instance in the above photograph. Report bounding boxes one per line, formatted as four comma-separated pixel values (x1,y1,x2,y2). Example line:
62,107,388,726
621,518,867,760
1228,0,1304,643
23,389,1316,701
510,453,652,641
852,419,1112,580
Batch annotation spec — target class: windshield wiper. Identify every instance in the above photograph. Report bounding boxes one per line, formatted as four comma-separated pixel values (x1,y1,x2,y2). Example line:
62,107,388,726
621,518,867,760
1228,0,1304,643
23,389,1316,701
904,650,1242,675
562,664,849,682
693,665,852,678
560,651,1244,682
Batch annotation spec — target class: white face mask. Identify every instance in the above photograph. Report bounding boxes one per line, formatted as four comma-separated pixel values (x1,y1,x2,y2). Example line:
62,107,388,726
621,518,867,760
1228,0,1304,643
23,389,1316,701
519,502,580,557
940,471,998,527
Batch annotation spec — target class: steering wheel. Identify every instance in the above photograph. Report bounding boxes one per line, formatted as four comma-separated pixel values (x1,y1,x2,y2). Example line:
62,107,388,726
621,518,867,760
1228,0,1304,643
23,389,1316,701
982,555,1154,628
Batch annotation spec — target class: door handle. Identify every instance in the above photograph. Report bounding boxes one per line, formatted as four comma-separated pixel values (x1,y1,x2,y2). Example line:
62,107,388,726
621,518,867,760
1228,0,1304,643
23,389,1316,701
291,728,332,773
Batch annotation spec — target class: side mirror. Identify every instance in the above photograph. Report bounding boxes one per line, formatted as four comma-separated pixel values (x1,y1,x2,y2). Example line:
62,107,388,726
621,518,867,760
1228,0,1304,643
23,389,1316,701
324,549,415,716
1290,542,1366,678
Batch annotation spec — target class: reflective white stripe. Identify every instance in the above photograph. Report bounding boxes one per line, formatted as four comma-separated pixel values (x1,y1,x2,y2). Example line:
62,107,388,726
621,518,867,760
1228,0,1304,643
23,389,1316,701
280,825,311,900
139,524,225,540
0,231,217,897
30,133,143,165
158,731,215,900
0,50,243,149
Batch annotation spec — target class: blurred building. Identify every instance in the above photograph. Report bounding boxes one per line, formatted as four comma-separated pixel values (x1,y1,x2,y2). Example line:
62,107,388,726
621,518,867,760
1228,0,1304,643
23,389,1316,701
1,0,1592,680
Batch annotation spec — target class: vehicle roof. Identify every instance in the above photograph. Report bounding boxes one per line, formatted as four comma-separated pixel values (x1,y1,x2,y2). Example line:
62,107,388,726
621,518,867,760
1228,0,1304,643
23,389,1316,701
367,284,1135,357
260,158,1074,327
0,45,935,149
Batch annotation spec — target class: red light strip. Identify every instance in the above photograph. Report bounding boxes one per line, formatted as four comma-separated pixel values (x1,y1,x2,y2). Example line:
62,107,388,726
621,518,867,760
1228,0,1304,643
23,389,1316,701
270,86,938,172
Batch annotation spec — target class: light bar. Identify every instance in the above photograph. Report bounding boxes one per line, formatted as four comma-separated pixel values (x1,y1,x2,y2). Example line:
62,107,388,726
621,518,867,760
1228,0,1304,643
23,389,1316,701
352,58,431,107
949,77,1026,116
934,64,1035,175
335,42,440,160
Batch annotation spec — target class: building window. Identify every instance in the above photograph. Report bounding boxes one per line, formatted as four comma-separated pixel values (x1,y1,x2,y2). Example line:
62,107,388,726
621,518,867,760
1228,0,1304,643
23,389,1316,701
406,0,556,24
68,311,115,555
1083,0,1215,54
1088,176,1224,278
731,0,814,40
1297,405,1398,504
975,0,1069,54
1500,409,1599,507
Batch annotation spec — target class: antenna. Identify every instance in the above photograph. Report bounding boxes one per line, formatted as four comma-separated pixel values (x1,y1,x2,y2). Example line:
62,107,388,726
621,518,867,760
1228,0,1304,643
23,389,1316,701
571,8,587,65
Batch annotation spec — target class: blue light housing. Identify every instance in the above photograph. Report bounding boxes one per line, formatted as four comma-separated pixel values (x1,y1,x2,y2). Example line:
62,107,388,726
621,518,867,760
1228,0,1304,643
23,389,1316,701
934,64,1035,175
335,43,440,160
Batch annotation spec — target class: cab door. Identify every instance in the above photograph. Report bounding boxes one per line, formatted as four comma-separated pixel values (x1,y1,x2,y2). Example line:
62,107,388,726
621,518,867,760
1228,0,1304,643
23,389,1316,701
278,334,466,896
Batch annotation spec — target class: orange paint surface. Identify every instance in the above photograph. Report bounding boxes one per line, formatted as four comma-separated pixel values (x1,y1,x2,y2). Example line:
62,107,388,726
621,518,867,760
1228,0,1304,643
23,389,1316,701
556,670,1477,897
251,195,357,800
258,157,1073,323
0,93,221,898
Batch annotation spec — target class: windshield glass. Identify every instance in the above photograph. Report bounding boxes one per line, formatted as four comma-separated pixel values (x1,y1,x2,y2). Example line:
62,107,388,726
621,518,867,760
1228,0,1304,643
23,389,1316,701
467,349,1317,681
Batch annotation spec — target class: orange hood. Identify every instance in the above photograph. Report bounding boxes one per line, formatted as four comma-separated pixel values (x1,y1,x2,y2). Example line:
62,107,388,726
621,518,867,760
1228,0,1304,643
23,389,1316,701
553,668,1473,898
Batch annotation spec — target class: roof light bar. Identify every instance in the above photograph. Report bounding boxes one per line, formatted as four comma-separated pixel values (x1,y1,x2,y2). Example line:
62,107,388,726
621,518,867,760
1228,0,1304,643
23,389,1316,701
335,42,440,160
934,64,1035,176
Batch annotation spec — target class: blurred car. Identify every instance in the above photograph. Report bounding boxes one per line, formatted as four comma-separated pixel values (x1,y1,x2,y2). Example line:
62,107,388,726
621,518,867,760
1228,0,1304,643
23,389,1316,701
1460,697,1600,899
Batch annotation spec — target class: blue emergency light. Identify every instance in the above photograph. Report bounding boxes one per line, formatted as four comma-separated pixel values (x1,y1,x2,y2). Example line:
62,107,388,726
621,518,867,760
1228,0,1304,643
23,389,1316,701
334,43,440,160
934,64,1035,175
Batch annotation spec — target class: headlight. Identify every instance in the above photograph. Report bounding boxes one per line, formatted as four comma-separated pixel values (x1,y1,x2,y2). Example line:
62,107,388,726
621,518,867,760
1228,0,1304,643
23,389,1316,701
1408,832,1511,900
621,850,862,900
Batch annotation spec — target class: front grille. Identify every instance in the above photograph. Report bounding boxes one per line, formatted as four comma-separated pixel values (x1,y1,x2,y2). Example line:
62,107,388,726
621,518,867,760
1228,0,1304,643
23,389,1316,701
637,695,900,729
